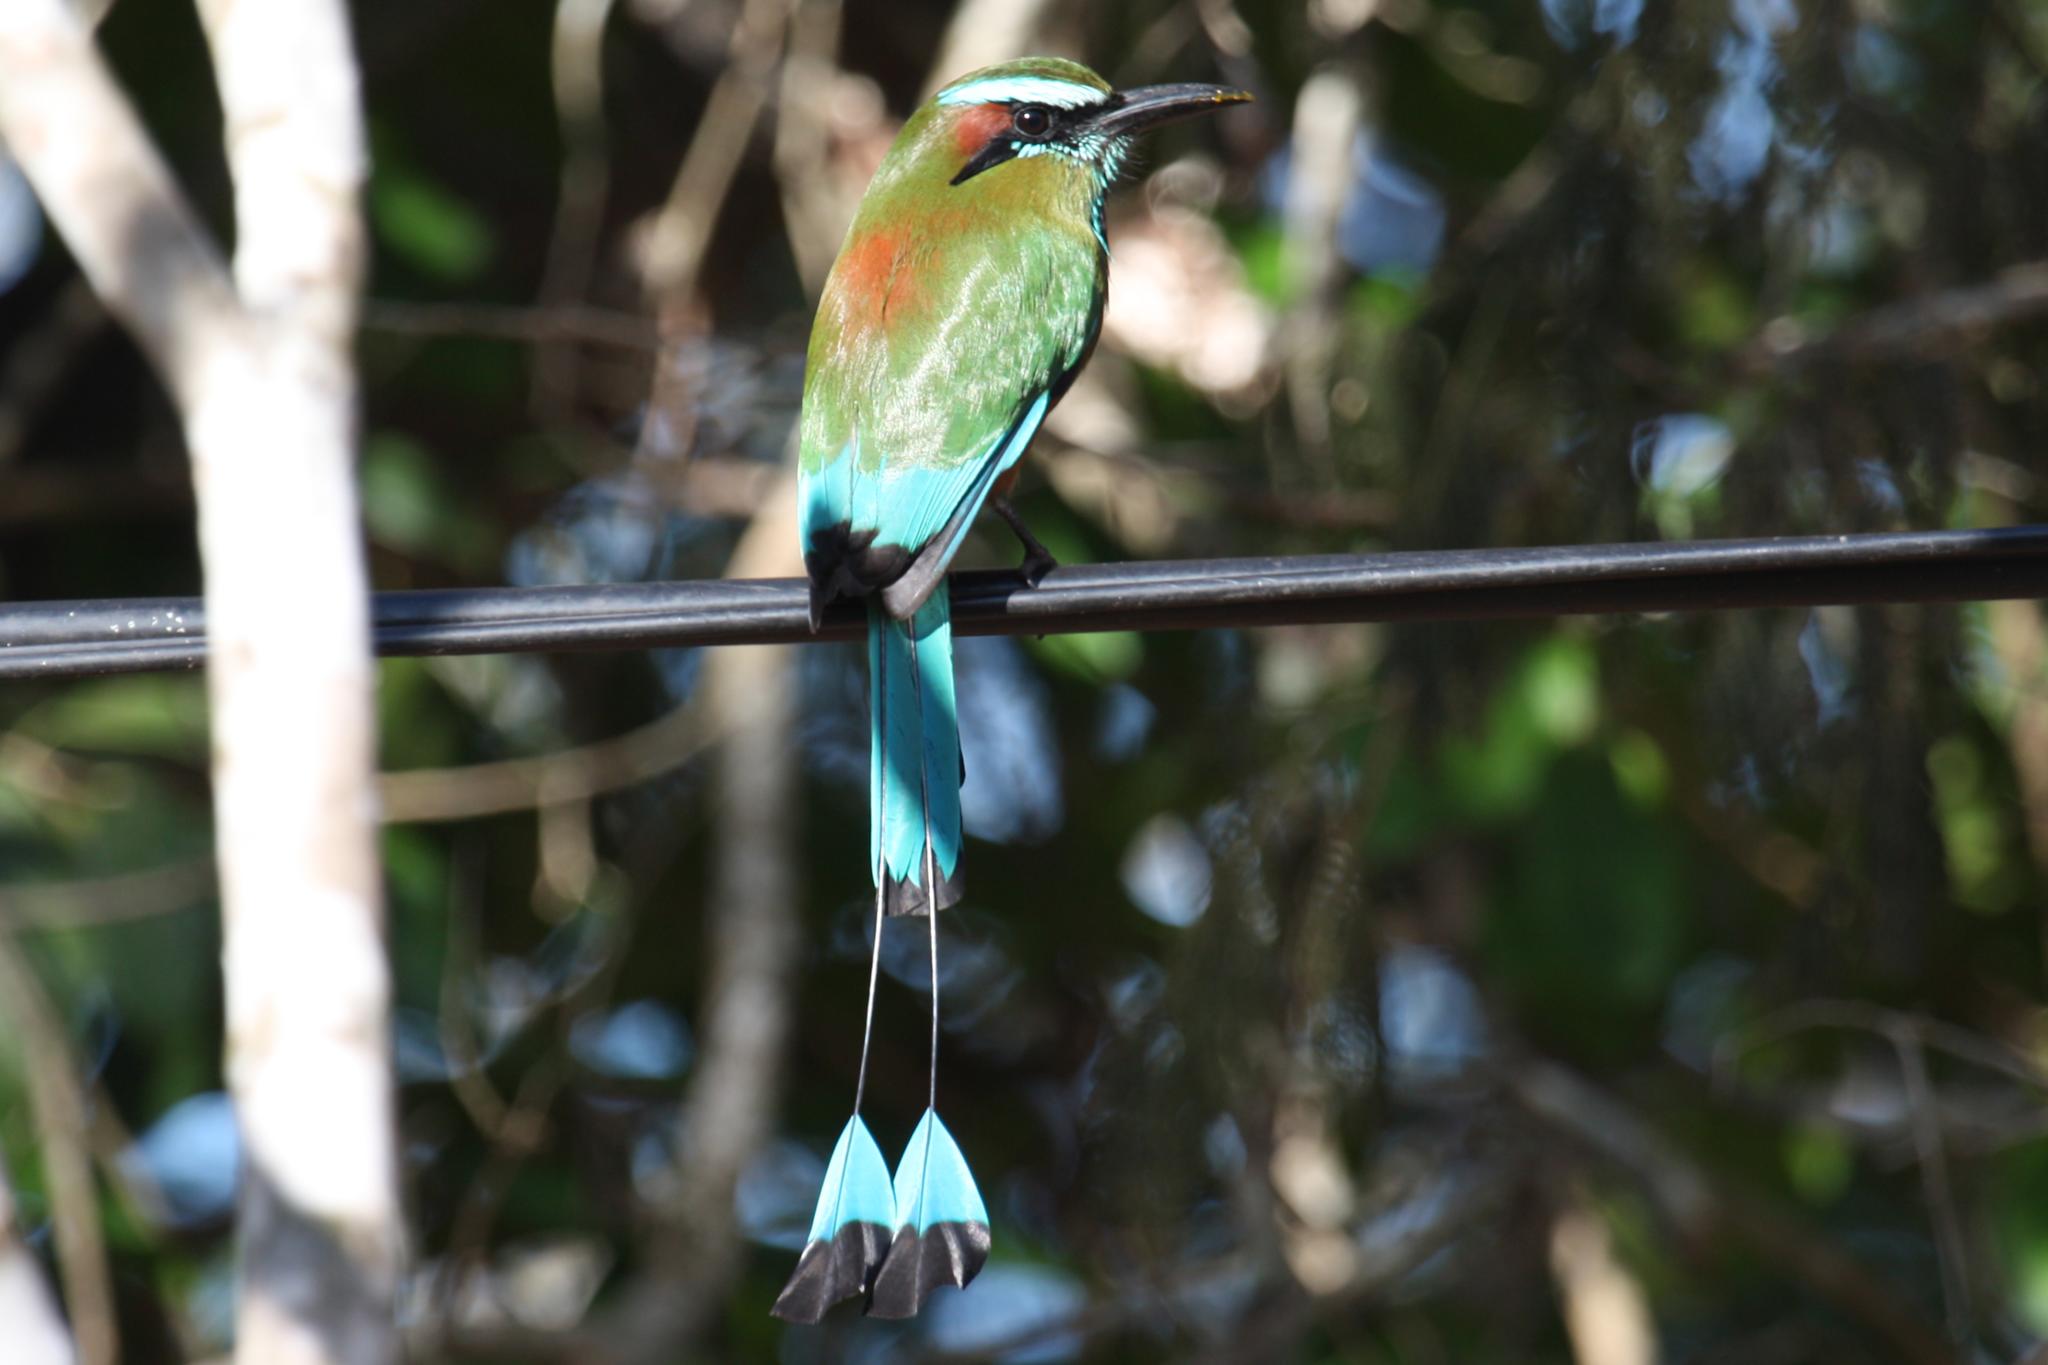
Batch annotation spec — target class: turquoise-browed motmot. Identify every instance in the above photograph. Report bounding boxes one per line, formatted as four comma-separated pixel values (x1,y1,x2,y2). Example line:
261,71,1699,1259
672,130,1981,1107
775,56,1248,1322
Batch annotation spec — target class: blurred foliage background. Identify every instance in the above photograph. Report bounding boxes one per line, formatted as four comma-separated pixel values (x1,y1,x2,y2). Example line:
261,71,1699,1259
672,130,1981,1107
5,0,2048,1361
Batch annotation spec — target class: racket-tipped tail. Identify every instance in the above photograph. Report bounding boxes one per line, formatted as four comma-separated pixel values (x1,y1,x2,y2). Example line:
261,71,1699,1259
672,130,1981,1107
772,1117,897,1322
868,1108,989,1318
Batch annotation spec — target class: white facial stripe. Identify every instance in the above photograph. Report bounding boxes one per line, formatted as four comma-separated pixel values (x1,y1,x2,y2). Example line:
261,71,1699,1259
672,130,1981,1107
936,75,1106,109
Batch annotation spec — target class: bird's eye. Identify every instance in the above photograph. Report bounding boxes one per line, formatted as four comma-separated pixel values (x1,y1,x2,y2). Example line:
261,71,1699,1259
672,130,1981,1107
1011,105,1052,138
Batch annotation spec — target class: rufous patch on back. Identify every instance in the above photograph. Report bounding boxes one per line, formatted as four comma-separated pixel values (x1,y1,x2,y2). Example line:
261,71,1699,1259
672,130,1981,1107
839,228,900,299
833,226,932,331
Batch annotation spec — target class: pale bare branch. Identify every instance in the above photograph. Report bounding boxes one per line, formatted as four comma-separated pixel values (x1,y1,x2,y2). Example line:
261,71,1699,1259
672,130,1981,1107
379,700,704,823
601,471,801,1360
1549,1197,1660,1365
0,1147,78,1365
0,1,399,1362
534,0,623,418
1742,261,2048,372
0,0,240,409
0,933,116,1365
0,860,218,931
190,4,399,1361
771,0,851,292
362,299,660,350
636,0,795,304
923,0,1062,99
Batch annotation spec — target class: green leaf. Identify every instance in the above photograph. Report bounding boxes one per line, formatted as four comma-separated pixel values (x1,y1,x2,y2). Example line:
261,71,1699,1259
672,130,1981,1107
1927,732,2023,914
1997,1145,2048,1334
1234,222,1289,304
1608,729,1669,807
361,432,443,552
360,431,499,570
1031,630,1142,683
1484,755,1689,1025
1349,271,1425,331
371,170,493,280
1440,634,1602,822
1677,264,1754,352
1783,1122,1853,1205
19,677,208,758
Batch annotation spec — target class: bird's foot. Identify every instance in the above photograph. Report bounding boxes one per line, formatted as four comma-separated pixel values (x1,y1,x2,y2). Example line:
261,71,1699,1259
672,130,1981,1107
993,497,1058,588
1018,546,1058,588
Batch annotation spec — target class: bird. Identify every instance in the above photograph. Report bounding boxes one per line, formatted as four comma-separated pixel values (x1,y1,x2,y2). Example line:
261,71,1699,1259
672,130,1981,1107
772,55,1250,1323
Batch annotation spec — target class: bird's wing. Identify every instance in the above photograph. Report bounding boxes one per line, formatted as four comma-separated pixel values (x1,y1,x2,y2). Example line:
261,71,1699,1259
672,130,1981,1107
873,387,1049,619
799,217,1100,614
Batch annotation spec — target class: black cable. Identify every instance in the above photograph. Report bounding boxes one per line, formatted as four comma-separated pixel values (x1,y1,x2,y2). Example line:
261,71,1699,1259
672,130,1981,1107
3,525,2046,681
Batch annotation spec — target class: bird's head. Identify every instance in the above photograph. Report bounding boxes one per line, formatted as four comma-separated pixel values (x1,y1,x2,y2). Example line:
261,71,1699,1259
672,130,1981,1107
876,57,1250,205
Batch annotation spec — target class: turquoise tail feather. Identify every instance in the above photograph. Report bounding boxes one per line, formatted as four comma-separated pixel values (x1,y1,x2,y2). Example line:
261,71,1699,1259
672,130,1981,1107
869,595,963,916
772,1116,898,1322
869,1108,990,1318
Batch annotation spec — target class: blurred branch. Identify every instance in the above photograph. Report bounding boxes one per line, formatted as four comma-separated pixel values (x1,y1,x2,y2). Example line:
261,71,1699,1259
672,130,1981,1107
439,1050,574,1307
534,0,622,420
0,1147,78,1365
379,699,703,823
1985,594,2048,954
0,2,240,411
1893,1024,1972,1342
0,279,107,467
637,0,793,304
1120,0,1203,83
0,933,117,1365
650,452,787,519
0,859,218,930
1715,1000,2048,1102
1276,63,1363,471
0,429,1385,537
1042,437,1395,556
1548,1197,1659,1365
362,300,659,350
1740,262,2048,374
922,0,1059,100
770,0,848,292
1713,1000,2048,1160
929,1160,1495,1364
1508,1056,1964,1365
598,471,801,1361
1193,0,1255,62
1990,0,2048,77
190,0,402,1358
0,464,194,525
436,846,513,1139
0,700,707,928
1671,779,1825,909
430,841,635,1337
0,5,402,1365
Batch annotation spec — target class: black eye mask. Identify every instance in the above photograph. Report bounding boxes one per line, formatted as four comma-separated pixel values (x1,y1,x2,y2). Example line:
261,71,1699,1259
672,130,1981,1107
950,103,1080,186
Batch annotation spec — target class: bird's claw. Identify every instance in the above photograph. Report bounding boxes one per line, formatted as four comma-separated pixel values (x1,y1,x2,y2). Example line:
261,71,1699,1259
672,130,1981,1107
1017,547,1058,589
993,495,1056,590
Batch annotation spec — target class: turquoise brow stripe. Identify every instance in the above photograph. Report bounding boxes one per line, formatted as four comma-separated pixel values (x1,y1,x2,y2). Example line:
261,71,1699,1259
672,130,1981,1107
936,76,1106,108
